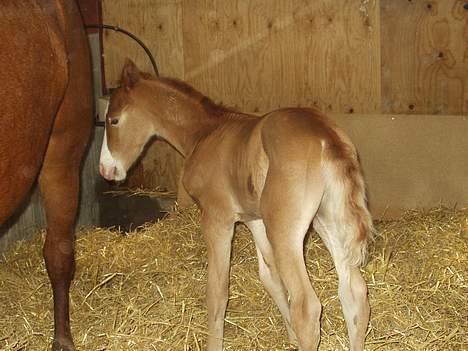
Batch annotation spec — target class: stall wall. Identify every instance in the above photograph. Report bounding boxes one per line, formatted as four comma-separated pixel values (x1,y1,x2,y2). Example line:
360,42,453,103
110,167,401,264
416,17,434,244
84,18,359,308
101,0,468,214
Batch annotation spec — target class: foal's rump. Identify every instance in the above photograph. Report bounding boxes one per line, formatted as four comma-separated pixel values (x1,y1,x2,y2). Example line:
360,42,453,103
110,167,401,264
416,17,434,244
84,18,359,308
260,108,373,266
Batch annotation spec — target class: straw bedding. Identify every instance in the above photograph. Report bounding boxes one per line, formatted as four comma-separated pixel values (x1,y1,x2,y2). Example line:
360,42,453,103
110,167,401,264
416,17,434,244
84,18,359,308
0,206,466,350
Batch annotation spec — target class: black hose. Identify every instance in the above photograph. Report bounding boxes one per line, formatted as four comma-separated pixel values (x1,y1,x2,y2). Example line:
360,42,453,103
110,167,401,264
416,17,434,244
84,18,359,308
86,24,159,76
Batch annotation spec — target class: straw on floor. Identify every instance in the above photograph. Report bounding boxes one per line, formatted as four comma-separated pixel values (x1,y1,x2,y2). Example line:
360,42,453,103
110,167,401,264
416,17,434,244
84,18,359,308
0,206,466,350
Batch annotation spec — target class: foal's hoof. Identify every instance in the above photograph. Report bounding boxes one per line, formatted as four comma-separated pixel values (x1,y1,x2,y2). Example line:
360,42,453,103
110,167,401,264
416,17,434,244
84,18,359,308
52,338,75,351
284,344,299,351
286,328,299,346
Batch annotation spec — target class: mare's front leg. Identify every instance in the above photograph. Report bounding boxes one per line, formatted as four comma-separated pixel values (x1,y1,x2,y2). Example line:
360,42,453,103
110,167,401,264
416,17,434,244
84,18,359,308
38,51,92,351
39,140,85,351
201,210,235,351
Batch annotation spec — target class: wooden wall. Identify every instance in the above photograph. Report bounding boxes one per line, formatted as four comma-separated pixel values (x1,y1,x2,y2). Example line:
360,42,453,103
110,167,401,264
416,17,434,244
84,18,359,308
101,0,468,197
381,0,468,114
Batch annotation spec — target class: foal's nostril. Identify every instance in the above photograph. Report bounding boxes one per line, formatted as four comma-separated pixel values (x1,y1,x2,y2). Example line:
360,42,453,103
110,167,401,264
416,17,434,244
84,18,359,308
99,163,117,180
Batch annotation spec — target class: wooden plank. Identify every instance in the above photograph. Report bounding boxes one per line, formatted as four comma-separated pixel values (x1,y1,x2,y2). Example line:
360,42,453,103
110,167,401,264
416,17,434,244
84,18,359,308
102,0,185,192
332,113,468,217
77,0,101,31
102,0,184,82
182,0,381,114
381,0,468,114
300,0,381,114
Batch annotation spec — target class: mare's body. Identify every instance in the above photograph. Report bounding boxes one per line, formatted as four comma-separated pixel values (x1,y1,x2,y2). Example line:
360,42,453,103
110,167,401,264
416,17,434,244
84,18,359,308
100,61,373,351
0,1,92,350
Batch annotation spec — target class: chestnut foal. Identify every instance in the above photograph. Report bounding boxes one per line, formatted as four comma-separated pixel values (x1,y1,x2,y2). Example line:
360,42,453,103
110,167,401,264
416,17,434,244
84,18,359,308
100,60,373,351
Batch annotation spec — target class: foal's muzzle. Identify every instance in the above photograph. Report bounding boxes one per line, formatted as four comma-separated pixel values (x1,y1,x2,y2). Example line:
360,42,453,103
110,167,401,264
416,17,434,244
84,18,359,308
99,130,127,181
99,163,117,181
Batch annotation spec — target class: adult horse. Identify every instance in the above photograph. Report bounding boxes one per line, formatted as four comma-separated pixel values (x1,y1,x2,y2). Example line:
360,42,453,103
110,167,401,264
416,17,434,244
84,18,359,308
100,60,373,351
0,1,92,350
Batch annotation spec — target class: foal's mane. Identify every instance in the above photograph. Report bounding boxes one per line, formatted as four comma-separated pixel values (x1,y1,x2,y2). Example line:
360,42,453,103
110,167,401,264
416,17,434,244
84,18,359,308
155,77,236,117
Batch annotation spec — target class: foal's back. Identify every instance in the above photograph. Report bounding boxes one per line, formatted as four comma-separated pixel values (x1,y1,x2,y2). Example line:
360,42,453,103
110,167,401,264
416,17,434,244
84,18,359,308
183,107,350,219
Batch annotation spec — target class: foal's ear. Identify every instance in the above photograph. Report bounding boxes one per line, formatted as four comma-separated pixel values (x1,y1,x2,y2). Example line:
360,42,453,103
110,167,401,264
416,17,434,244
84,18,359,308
121,59,140,90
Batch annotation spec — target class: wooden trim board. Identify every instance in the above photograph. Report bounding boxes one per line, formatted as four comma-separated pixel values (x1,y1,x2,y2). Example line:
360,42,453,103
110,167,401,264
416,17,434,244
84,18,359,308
332,113,468,217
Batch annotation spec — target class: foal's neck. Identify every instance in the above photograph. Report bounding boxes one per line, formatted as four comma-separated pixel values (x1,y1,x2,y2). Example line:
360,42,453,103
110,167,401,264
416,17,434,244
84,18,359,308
145,78,242,157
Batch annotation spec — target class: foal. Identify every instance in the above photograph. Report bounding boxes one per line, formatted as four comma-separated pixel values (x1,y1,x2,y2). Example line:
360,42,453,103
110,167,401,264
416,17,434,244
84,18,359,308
100,60,373,351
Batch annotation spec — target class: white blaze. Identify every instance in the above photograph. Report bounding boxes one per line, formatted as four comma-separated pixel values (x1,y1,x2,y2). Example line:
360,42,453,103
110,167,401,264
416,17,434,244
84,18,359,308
99,128,127,181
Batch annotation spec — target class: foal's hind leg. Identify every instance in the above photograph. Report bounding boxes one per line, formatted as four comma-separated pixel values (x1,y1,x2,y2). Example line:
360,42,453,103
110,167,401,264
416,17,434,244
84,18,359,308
261,173,324,350
313,217,370,351
265,220,322,351
245,220,297,344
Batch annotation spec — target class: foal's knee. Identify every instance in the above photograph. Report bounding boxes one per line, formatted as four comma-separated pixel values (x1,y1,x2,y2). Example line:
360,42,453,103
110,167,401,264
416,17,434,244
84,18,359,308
291,292,321,323
338,268,368,305
355,276,368,304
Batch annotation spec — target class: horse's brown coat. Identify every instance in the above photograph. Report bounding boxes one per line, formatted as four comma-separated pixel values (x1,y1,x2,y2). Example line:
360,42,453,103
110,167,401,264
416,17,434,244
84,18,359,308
0,1,92,350
100,60,373,351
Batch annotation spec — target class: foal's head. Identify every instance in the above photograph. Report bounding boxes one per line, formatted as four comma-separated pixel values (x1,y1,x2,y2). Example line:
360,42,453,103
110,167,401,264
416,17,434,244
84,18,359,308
99,60,156,181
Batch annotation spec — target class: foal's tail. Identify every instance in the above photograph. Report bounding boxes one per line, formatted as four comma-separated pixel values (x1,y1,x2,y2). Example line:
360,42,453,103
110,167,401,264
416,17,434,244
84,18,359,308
320,127,374,267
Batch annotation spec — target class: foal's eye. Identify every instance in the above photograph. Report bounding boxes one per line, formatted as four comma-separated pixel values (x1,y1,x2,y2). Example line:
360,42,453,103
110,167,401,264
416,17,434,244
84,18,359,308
110,118,119,126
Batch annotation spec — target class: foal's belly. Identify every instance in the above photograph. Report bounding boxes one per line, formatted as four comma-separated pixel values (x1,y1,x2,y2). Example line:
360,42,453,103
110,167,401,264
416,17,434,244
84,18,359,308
231,171,267,223
235,210,262,223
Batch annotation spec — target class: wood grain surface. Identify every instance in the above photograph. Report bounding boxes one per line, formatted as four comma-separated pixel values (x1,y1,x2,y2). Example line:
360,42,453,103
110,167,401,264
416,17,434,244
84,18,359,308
101,0,467,193
381,0,468,114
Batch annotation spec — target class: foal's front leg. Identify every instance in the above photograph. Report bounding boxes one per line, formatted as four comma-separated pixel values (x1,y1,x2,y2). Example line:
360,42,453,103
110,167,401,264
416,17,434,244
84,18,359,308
201,212,235,351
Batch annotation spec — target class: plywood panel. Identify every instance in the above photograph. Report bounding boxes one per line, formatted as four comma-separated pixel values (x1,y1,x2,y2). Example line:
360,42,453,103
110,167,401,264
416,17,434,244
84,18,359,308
183,0,381,114
301,0,381,114
102,0,185,192
332,113,468,217
102,0,184,82
381,0,468,114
